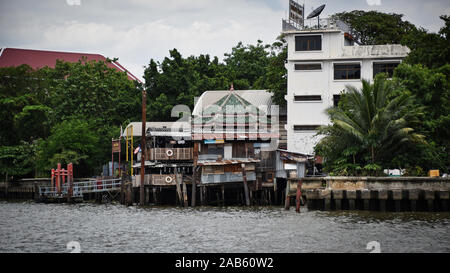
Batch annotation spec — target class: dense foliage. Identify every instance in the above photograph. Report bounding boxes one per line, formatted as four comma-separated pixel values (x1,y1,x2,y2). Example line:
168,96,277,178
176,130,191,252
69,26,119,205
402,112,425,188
0,10,448,179
315,75,426,175
0,59,141,178
317,12,450,175
143,39,288,122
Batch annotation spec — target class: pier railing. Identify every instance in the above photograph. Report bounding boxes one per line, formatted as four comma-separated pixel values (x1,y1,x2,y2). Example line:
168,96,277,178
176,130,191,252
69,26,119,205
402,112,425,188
38,178,122,198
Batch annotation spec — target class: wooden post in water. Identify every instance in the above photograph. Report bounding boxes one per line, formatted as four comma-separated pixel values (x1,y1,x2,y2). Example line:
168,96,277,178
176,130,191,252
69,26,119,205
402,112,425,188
284,179,291,210
140,89,147,206
120,177,125,204
152,187,157,205
174,169,183,207
182,180,188,207
34,182,39,202
199,185,204,205
241,164,250,206
145,187,150,205
126,182,132,206
273,178,278,205
192,143,198,207
221,185,225,206
295,180,302,213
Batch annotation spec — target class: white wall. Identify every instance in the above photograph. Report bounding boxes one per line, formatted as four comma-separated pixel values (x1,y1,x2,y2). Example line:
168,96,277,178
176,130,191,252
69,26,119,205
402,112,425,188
285,30,407,155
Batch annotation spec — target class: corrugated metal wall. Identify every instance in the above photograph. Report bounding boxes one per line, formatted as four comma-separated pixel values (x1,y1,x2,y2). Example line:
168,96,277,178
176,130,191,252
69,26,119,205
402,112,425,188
201,172,256,184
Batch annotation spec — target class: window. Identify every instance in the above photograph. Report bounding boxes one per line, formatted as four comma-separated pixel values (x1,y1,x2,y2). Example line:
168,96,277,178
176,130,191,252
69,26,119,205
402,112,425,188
207,144,223,156
294,95,322,101
373,62,399,78
294,125,320,131
333,95,341,107
295,35,321,51
295,63,322,70
334,63,361,80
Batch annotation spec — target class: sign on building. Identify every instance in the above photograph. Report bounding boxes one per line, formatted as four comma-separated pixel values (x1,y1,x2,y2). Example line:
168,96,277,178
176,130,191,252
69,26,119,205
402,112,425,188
112,139,121,153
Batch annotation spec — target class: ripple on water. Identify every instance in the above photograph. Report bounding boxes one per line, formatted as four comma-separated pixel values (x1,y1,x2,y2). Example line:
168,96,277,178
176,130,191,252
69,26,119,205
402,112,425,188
0,202,449,253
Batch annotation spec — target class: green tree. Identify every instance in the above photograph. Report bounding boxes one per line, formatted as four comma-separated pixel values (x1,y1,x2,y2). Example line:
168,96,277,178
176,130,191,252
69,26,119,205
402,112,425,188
255,37,288,106
144,49,231,121
38,119,101,177
393,63,450,170
0,143,37,182
315,76,425,175
402,15,450,69
331,10,417,45
224,40,271,89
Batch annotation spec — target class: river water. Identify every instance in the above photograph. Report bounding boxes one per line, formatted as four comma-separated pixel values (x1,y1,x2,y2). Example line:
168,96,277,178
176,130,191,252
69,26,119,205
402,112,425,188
0,201,449,253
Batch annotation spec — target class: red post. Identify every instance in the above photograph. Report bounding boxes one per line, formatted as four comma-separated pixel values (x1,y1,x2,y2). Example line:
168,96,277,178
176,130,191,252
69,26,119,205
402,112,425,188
295,180,302,213
97,177,102,190
62,169,66,186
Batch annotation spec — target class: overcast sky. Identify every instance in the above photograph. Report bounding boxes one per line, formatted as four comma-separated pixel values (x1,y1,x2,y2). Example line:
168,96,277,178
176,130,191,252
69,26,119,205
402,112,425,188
0,0,448,80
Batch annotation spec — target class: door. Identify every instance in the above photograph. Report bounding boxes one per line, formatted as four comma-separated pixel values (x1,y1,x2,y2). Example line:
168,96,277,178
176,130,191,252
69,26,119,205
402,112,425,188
224,144,232,159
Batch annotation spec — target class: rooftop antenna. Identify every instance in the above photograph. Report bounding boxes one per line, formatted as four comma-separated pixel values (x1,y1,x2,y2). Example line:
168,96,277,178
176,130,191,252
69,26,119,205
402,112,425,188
307,4,325,29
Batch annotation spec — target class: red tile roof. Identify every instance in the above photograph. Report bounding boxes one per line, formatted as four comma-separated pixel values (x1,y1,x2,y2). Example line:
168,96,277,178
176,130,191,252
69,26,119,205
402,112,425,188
0,47,142,82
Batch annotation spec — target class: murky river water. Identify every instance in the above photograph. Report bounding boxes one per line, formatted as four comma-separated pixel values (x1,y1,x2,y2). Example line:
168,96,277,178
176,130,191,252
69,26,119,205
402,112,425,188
0,201,449,253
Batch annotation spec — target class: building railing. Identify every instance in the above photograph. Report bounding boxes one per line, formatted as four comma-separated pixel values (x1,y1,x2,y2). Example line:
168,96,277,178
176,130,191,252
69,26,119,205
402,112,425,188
283,17,352,34
148,148,193,161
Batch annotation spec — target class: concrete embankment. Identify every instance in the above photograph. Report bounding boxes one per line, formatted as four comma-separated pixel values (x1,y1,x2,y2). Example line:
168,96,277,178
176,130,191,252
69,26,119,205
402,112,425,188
286,176,450,212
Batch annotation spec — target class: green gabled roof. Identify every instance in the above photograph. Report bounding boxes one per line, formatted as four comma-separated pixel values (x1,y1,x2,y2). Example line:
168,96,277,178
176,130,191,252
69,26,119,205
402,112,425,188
196,91,272,126
203,92,261,116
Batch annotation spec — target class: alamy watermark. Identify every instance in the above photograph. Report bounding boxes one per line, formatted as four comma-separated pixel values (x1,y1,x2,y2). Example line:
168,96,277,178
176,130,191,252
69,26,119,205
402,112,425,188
168,101,280,151
67,241,81,253
66,0,81,6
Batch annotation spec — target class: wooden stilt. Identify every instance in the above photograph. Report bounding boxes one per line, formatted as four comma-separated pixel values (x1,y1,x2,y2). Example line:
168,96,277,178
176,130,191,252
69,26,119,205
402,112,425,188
182,181,188,207
199,185,204,205
221,185,225,206
152,187,157,205
284,181,290,210
174,169,183,207
192,143,198,207
241,164,250,206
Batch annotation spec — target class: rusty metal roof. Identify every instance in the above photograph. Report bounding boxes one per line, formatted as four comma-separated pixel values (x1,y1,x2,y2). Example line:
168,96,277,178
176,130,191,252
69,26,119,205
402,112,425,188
198,158,260,166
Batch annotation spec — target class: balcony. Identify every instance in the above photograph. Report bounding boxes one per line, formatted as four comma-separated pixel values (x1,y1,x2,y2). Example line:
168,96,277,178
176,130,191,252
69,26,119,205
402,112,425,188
148,148,193,161
132,174,184,187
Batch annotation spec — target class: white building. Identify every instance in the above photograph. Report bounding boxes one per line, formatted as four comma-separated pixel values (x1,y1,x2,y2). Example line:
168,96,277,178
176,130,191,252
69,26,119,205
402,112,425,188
283,18,410,155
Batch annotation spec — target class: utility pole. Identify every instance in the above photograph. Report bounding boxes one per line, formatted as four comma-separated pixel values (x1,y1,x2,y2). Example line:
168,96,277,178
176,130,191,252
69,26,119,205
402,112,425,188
140,88,146,206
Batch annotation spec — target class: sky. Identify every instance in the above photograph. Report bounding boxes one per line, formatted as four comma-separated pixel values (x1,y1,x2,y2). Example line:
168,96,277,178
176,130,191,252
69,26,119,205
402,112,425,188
0,0,449,81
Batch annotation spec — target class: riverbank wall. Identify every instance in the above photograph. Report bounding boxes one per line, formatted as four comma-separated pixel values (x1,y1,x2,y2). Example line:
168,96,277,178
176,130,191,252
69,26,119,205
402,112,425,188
286,176,450,212
2,176,450,212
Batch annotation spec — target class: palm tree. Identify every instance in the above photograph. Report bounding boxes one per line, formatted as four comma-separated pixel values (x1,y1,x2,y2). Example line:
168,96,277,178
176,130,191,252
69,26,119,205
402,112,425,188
317,76,425,172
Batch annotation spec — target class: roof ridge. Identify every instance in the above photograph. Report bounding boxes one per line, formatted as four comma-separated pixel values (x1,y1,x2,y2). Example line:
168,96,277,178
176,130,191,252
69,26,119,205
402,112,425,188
5,47,105,57
218,92,234,108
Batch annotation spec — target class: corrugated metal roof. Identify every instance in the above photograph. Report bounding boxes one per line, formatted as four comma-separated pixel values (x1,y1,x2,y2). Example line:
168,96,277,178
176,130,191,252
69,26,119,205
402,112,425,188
198,158,260,166
121,122,191,137
192,90,274,116
0,47,142,82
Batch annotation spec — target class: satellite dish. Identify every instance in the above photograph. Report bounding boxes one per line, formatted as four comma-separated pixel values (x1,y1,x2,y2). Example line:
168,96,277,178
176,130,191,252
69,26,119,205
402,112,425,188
307,4,325,19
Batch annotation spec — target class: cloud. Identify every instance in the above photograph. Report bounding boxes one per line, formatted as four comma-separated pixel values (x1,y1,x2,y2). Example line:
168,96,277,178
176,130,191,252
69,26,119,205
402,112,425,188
0,0,448,81
366,0,382,6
